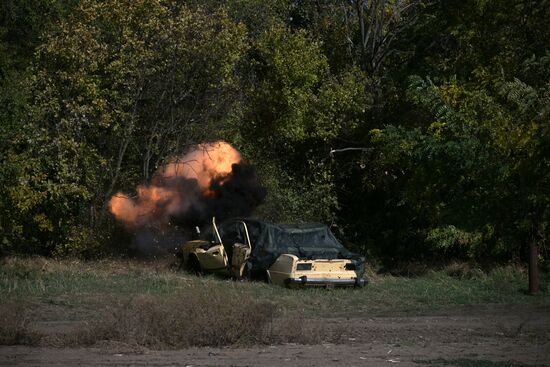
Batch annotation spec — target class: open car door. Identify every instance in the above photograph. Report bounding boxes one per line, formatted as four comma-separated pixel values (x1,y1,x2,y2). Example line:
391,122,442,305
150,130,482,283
194,218,229,271
231,221,252,279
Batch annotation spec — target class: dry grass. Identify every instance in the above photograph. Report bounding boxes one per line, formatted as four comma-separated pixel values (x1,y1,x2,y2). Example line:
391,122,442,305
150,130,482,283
265,311,332,344
0,303,40,346
0,285,332,348
444,262,488,279
84,292,277,348
1,256,548,349
0,255,173,277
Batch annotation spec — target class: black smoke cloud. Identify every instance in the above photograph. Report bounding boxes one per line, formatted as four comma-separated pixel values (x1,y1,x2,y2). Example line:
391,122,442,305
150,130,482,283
128,162,266,255
168,162,267,229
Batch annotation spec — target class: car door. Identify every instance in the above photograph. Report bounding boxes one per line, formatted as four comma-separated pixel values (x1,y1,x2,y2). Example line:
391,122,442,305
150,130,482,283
231,221,252,279
195,218,229,271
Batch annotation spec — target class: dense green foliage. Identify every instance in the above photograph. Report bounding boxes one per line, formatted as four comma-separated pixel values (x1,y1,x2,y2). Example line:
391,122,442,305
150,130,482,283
0,0,548,266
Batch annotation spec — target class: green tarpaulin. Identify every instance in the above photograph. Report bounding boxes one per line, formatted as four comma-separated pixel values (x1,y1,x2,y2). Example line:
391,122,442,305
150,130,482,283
215,219,365,277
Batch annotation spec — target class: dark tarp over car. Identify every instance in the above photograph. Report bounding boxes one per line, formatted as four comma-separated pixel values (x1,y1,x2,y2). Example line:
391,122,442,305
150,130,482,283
216,219,365,277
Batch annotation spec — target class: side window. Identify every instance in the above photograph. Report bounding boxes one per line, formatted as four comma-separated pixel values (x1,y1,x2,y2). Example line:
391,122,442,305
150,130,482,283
228,223,240,246
218,222,237,246
202,227,219,244
237,222,249,247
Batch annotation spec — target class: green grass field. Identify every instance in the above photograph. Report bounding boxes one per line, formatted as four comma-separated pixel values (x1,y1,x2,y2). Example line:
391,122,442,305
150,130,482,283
2,257,548,315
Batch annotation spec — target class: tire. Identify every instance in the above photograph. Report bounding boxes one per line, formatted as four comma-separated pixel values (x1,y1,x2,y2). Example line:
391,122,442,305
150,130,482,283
175,250,185,271
245,267,270,284
188,254,202,275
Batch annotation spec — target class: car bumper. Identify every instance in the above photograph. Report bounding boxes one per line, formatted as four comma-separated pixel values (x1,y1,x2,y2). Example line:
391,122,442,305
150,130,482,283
284,276,367,287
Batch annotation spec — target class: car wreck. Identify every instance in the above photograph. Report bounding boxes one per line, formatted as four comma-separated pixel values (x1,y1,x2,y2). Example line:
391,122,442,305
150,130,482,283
178,218,367,287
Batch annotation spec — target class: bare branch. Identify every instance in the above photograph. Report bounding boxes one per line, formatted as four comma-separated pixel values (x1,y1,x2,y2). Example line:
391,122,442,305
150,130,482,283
329,147,373,157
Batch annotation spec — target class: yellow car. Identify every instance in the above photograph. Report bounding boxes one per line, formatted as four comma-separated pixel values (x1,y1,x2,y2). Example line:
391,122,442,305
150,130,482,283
178,218,367,287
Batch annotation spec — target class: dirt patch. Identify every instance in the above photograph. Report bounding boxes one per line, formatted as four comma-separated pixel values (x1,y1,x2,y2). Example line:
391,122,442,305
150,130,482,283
1,304,549,366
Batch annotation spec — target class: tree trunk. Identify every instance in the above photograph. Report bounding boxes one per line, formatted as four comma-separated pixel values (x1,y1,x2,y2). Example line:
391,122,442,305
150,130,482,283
529,239,539,295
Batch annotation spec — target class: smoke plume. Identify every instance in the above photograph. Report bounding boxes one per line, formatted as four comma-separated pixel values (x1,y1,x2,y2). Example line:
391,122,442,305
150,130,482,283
109,141,266,232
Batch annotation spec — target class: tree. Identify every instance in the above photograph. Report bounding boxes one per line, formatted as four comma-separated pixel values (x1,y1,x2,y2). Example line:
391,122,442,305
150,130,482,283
334,0,550,266
239,22,368,223
3,0,248,255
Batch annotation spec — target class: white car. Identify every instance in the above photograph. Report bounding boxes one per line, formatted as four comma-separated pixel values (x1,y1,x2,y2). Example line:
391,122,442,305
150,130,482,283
178,218,367,288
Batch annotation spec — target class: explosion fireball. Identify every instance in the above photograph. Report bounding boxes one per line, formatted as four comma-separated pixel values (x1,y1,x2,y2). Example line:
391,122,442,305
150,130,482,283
109,141,265,229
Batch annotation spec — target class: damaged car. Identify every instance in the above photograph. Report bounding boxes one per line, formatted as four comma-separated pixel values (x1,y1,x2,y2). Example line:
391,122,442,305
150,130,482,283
178,218,367,288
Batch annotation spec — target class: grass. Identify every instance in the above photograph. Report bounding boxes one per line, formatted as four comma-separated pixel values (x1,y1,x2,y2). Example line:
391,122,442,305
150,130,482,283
0,302,41,346
0,290,323,348
0,256,548,348
1,257,549,316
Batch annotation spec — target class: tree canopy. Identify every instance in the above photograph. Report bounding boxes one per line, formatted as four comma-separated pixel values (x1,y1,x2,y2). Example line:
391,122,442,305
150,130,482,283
0,0,548,267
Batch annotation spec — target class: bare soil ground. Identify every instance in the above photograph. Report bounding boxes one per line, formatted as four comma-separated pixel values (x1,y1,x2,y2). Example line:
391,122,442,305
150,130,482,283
1,304,549,367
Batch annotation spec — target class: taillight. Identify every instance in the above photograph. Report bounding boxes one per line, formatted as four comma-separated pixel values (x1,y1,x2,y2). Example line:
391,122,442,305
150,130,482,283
296,263,312,271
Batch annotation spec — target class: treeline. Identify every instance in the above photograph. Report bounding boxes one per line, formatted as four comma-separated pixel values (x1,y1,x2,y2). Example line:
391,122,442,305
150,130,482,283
0,0,548,266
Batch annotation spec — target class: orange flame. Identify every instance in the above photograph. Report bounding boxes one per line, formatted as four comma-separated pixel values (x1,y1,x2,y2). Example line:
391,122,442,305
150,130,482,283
108,141,242,228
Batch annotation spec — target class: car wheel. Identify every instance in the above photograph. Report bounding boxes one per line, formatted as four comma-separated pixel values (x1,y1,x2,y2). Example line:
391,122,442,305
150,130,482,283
175,251,186,270
241,263,250,281
244,267,270,284
188,254,202,275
